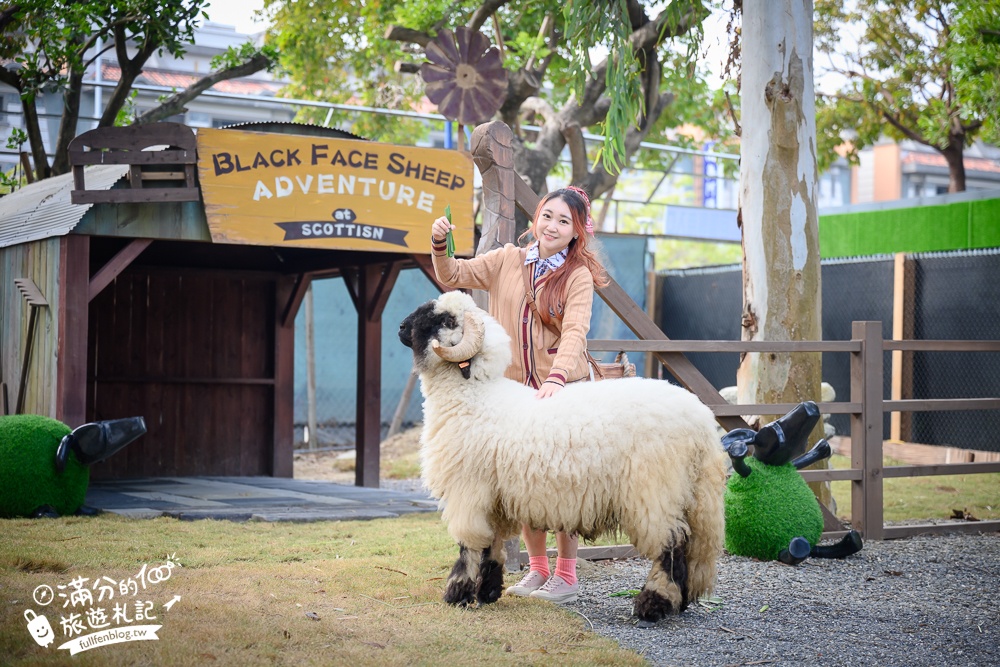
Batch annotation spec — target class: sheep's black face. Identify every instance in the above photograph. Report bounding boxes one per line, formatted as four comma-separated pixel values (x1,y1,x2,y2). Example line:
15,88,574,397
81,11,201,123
398,301,458,362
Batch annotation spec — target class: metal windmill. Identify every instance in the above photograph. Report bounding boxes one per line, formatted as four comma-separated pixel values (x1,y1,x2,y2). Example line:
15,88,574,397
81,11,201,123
420,26,508,139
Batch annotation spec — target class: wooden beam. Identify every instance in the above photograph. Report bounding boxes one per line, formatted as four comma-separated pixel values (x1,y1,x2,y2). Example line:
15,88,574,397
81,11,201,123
515,545,639,566
410,254,452,293
137,171,186,180
514,177,540,219
341,267,361,313
281,272,314,328
71,188,200,204
588,339,861,353
89,239,153,302
884,398,1000,412
596,276,748,431
883,520,1000,539
890,253,914,441
882,461,1000,478
368,261,402,320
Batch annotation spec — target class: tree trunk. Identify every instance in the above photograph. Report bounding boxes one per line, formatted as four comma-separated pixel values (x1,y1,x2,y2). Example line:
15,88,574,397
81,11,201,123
50,68,85,176
941,142,967,193
737,0,830,507
20,95,50,181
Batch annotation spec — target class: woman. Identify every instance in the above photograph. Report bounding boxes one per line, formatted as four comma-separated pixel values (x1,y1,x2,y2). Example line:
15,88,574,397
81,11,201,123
430,186,608,604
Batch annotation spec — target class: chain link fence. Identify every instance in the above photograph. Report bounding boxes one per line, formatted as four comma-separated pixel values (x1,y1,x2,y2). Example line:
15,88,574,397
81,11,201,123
293,235,651,450
657,248,1000,452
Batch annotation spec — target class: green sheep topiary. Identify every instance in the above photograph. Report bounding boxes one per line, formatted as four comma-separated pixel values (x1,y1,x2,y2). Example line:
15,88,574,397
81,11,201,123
0,415,87,517
724,457,824,561
721,402,863,565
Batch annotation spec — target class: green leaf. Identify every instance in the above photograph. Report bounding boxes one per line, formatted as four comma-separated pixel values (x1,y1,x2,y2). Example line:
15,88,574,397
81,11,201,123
444,204,455,258
609,589,641,598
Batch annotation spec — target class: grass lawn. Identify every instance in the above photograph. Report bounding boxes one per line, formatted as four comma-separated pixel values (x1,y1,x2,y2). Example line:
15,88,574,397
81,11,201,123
829,454,999,522
1,513,644,667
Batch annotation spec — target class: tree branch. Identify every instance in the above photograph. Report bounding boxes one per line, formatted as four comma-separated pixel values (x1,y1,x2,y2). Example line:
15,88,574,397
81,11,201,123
384,25,432,48
467,0,508,33
133,53,274,125
0,3,22,32
99,31,160,127
582,90,675,199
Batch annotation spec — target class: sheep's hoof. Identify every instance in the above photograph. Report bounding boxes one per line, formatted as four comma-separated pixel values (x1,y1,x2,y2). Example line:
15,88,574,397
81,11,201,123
443,579,478,607
633,589,681,623
476,559,505,604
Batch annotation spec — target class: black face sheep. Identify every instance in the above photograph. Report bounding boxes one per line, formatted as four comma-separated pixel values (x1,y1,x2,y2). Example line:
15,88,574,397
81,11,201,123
398,291,729,625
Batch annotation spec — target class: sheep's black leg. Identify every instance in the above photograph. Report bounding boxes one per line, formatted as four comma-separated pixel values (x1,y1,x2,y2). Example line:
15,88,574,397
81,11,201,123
443,545,481,607
634,533,689,625
778,536,812,566
476,546,505,605
811,530,863,559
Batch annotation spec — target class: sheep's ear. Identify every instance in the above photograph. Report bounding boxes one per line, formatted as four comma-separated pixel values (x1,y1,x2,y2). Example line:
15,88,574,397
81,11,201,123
458,360,471,380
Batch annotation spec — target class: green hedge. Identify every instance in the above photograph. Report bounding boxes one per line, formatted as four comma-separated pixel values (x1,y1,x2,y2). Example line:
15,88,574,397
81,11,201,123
819,197,1000,258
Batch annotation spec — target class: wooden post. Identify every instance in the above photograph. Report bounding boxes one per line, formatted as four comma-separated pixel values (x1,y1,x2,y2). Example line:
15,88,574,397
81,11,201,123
273,275,296,477
355,264,382,487
305,284,318,451
851,321,884,540
352,261,401,488
57,235,90,427
470,121,523,569
890,253,914,442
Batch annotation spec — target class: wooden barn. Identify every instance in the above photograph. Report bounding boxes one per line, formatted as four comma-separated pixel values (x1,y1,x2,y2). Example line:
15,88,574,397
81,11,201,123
0,122,472,485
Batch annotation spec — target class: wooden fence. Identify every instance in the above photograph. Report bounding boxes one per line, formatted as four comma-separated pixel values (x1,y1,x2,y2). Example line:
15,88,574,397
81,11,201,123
590,324,1000,541
467,120,1000,565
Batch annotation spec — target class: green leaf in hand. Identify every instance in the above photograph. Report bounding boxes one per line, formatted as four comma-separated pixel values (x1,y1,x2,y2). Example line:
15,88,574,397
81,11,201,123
444,205,455,258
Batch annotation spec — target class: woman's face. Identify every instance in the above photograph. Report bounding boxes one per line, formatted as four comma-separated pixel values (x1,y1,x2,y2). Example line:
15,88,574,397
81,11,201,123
534,196,576,259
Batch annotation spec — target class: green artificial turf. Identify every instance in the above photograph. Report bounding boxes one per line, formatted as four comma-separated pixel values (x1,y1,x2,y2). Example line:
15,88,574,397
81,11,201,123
0,415,87,517
724,457,824,561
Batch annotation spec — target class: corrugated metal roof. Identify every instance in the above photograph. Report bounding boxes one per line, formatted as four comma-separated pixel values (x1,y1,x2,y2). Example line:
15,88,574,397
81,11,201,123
0,165,128,249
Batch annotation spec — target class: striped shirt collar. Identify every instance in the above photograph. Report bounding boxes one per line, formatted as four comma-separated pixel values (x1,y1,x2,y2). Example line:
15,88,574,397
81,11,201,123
525,242,568,280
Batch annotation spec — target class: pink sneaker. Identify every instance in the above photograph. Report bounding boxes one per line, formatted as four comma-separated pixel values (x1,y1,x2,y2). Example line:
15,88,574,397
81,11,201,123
505,570,548,597
528,574,579,603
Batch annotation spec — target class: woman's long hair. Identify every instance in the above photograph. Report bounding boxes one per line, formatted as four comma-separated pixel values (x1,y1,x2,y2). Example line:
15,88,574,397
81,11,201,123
518,188,609,326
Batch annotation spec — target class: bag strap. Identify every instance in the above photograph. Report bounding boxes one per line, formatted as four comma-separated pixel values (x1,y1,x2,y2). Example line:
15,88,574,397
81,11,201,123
520,249,604,379
520,249,560,338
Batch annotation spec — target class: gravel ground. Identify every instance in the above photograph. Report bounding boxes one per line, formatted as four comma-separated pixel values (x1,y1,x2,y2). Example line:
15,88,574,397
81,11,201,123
295,443,1000,665
565,531,999,667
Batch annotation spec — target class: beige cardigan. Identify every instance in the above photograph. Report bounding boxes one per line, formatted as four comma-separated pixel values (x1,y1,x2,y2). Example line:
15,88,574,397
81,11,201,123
431,240,594,387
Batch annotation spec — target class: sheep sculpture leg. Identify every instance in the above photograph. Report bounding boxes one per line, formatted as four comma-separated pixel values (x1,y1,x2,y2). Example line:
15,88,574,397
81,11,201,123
443,534,507,607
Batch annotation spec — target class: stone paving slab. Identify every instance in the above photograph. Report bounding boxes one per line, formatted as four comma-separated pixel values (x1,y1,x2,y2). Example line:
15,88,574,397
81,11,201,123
86,476,438,523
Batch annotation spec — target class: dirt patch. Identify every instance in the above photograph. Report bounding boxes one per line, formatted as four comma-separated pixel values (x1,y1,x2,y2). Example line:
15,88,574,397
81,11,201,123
293,425,423,483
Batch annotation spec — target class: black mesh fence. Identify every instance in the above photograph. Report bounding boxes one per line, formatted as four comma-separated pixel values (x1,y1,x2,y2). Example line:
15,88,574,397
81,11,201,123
657,248,1000,452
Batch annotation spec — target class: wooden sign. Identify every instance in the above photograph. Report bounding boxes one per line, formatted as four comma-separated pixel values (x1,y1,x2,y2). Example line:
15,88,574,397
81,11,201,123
196,128,474,253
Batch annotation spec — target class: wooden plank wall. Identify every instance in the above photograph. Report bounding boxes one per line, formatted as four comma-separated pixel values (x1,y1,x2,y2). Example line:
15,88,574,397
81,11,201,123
73,200,212,241
0,238,62,417
88,267,277,478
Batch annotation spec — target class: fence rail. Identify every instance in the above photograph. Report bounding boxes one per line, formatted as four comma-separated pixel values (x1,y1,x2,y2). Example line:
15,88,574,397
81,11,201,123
591,322,1000,541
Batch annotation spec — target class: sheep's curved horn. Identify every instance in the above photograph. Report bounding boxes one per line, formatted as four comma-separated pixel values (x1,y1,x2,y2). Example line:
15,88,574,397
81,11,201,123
432,310,485,362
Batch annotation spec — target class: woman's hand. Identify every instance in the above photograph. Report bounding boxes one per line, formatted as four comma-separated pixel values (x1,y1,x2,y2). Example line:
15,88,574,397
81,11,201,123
535,382,564,399
431,216,454,243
